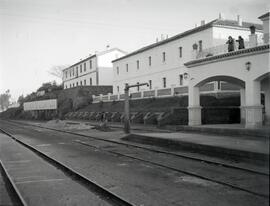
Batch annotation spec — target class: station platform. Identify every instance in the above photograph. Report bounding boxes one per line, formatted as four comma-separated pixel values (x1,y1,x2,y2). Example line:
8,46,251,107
8,119,270,166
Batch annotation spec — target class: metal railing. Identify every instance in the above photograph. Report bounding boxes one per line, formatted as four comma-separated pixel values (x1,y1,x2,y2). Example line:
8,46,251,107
194,38,266,60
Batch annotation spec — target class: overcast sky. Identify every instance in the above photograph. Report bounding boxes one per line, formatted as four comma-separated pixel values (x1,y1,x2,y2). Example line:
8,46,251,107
0,0,269,101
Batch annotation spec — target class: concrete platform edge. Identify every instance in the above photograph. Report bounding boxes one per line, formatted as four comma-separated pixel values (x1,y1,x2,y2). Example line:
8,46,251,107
123,134,270,164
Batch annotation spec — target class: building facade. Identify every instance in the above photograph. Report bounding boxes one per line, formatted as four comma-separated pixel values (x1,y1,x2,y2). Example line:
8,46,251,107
112,15,263,94
63,48,127,89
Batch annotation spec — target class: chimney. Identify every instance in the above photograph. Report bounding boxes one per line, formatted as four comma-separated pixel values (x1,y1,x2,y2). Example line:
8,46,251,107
249,25,258,47
237,15,242,26
161,34,164,41
201,20,205,26
218,13,225,20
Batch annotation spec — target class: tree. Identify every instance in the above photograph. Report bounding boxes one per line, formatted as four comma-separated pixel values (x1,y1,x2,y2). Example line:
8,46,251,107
47,65,69,80
17,95,25,105
0,90,11,111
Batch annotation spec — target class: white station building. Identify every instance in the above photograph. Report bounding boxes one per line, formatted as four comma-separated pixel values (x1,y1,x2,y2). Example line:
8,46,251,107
112,15,263,93
63,48,127,89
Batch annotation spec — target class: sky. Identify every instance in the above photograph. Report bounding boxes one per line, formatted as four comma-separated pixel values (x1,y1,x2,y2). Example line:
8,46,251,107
0,0,269,102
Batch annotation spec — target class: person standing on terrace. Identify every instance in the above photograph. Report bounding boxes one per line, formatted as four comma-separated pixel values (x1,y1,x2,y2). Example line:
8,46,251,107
226,36,235,52
236,36,245,49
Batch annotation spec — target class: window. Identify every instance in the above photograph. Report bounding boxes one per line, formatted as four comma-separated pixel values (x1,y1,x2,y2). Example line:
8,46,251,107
65,85,67,89
90,60,92,69
84,79,86,85
136,60,139,69
179,47,183,58
72,68,75,76
149,80,152,90
80,81,82,85
65,71,68,78
80,65,82,73
199,40,203,52
76,82,78,86
162,52,166,62
163,77,166,88
137,82,140,91
76,67,78,76
70,84,71,88
69,70,71,77
148,56,151,66
126,64,128,72
179,74,183,86
117,86,119,93
90,78,92,86
73,83,75,87
116,66,119,75
217,81,221,90
84,63,86,71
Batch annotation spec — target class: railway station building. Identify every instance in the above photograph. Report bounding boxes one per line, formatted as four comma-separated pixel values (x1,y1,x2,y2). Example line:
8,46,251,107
112,14,263,94
62,48,127,89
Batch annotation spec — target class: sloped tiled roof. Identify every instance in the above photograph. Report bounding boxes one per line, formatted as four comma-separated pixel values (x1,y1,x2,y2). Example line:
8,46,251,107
113,19,263,63
258,12,270,19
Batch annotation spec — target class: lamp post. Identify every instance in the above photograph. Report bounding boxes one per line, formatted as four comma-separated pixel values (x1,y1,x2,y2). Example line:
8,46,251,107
124,82,149,133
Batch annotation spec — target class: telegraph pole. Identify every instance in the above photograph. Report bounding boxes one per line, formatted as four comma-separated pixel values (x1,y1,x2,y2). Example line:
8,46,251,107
124,82,149,133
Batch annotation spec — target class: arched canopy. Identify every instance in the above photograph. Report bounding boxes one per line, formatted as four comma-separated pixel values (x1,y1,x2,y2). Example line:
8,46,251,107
195,75,245,88
254,72,270,82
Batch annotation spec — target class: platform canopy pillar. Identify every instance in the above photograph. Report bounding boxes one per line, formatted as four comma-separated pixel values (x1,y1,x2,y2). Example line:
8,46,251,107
240,88,246,124
188,86,202,126
245,80,263,128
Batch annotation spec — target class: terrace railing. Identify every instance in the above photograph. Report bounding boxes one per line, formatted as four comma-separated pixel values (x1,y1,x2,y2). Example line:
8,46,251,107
194,38,265,60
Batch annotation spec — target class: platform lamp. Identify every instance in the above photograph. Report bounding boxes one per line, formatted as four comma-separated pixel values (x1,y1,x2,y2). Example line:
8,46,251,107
183,72,189,80
124,82,149,133
245,61,251,71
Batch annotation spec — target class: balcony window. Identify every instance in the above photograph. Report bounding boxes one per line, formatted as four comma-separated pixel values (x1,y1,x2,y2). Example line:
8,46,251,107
80,65,82,73
179,74,183,86
179,47,182,58
136,60,139,69
126,64,128,72
148,56,152,66
90,60,92,69
84,79,86,85
199,40,203,52
163,77,166,88
162,52,166,62
117,66,119,75
149,80,152,90
84,63,86,71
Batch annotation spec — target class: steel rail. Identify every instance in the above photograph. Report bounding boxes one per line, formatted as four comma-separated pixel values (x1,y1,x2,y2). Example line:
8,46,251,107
5,119,268,177
0,160,27,206
0,121,269,199
0,127,135,206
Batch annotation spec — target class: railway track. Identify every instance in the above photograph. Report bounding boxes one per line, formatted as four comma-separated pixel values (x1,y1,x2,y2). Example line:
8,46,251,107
0,120,269,199
0,127,135,206
0,160,26,206
6,119,269,176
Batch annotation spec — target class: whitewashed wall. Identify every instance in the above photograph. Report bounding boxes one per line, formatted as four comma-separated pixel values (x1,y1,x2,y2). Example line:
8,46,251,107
24,99,57,111
113,28,213,93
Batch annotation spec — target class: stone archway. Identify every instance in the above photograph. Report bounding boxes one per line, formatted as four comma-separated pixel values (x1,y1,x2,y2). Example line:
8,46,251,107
255,73,270,125
188,75,245,126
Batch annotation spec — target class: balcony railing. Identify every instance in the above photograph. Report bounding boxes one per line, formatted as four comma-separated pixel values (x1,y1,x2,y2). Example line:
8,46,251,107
194,38,266,60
